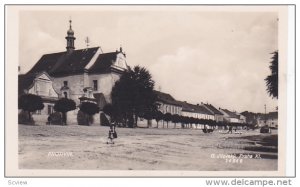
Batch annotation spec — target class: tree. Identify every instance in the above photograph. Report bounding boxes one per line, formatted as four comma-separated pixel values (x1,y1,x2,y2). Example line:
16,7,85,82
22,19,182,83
18,94,44,124
153,111,163,128
171,114,180,128
163,113,172,128
54,98,76,125
103,103,124,126
180,116,189,128
111,66,157,128
103,104,114,117
265,51,278,99
79,102,100,126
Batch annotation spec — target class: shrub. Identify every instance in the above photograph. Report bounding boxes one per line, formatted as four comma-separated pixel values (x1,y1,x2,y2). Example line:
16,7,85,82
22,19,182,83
79,102,99,126
18,110,34,125
100,113,110,126
49,112,63,125
18,94,44,124
54,98,76,125
77,110,86,125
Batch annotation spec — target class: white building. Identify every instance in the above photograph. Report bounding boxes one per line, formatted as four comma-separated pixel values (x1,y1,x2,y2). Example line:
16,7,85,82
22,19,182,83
18,20,128,125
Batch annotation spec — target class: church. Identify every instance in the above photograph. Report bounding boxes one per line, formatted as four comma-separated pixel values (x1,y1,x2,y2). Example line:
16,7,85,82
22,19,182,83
18,20,128,125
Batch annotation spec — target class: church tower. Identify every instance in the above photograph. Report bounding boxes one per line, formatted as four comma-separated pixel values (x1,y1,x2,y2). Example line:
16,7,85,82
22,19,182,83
65,19,76,53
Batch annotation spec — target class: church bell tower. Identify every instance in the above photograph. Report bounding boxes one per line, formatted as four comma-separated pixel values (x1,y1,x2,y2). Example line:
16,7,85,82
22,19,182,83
66,19,76,53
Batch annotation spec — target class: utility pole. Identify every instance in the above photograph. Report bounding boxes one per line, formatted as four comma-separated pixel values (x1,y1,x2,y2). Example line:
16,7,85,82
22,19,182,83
85,37,90,49
264,104,267,125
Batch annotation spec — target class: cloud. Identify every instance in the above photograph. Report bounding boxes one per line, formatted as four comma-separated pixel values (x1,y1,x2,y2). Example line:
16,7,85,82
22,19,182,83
149,44,277,112
18,10,278,112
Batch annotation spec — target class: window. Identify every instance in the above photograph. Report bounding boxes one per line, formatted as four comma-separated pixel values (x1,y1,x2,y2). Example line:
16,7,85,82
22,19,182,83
63,92,68,98
63,81,68,87
48,105,53,115
93,80,98,91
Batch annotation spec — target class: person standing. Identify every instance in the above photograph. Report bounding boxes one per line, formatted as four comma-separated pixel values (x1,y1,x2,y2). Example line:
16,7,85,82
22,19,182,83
107,123,117,144
227,126,233,134
107,126,115,144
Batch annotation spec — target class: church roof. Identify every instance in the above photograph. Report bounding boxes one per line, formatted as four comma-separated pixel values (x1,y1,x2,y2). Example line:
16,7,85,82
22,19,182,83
28,47,99,77
89,52,119,74
26,47,124,78
18,73,36,95
51,47,99,76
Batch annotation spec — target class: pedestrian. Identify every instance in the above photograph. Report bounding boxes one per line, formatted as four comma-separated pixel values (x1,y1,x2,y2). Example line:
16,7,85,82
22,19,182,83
107,123,117,144
107,126,114,144
227,126,233,134
47,115,52,125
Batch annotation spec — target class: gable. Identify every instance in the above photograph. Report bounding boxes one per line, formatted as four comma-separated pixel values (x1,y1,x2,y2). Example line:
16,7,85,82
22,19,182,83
36,72,52,81
28,74,58,98
112,53,128,69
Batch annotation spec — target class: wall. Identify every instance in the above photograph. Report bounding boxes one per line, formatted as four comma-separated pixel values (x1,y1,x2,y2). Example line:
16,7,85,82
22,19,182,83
31,101,55,125
182,111,215,120
88,72,121,103
215,114,224,122
53,74,85,105
158,102,182,115
229,118,239,123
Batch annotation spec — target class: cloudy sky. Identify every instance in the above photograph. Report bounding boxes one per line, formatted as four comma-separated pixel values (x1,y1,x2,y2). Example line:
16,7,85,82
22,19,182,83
19,6,279,113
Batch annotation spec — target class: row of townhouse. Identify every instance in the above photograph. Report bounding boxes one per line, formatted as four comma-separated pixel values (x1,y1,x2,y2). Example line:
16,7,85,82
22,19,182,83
147,90,247,128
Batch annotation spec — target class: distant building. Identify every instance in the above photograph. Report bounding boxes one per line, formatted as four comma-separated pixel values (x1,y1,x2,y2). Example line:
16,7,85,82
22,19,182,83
179,101,215,121
18,20,128,125
219,108,240,123
154,90,182,115
203,103,224,122
237,113,247,123
257,112,278,128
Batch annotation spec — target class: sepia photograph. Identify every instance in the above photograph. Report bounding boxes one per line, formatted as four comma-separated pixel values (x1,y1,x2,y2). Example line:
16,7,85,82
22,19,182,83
4,5,292,177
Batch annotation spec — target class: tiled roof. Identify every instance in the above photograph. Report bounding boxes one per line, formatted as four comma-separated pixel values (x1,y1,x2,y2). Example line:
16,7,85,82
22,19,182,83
176,101,194,112
153,90,182,107
221,109,239,118
27,47,99,77
204,104,223,115
266,112,278,120
195,104,214,115
18,74,36,95
51,47,99,76
177,101,213,115
88,52,118,74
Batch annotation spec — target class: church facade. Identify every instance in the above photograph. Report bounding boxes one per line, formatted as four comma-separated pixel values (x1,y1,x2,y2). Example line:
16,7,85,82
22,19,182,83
18,20,128,125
